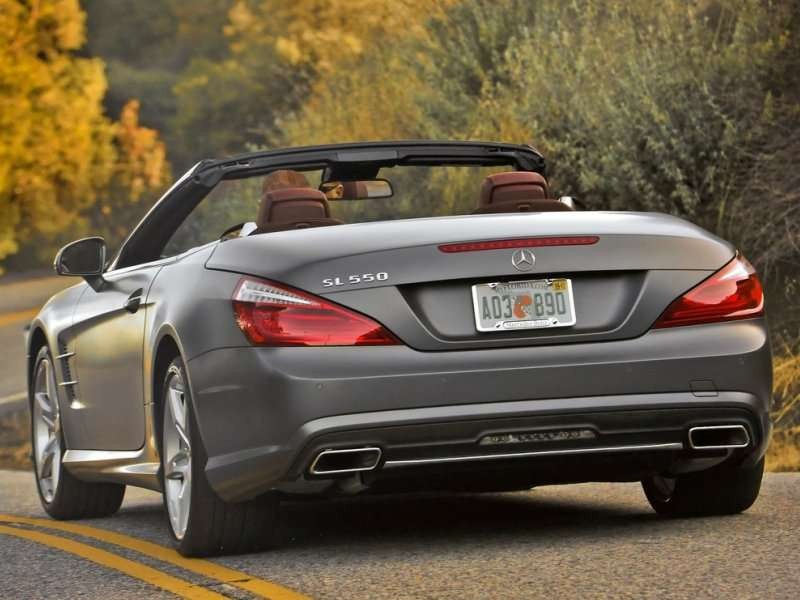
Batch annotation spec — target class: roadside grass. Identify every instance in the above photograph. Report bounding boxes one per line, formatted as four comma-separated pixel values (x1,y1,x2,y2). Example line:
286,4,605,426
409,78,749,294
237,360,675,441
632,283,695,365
766,429,800,472
768,351,800,471
1,352,798,472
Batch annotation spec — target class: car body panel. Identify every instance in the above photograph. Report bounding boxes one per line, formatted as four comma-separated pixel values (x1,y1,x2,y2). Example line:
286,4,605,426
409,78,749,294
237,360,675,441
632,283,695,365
205,212,735,350
24,141,771,506
67,265,162,450
186,319,771,501
206,212,735,295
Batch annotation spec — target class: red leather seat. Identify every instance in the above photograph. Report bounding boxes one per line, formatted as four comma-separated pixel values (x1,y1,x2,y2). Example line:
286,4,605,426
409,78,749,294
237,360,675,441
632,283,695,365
474,171,573,214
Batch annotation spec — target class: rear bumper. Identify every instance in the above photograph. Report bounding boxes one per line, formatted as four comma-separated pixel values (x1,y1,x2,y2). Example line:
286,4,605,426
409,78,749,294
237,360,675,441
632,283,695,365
186,319,772,502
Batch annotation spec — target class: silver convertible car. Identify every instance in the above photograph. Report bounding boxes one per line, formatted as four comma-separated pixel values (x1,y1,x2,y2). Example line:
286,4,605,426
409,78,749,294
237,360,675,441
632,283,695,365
27,141,771,556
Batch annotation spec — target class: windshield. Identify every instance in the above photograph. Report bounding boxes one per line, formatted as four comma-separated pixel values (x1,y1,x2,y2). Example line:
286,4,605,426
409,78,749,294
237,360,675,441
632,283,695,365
163,163,513,257
329,165,510,222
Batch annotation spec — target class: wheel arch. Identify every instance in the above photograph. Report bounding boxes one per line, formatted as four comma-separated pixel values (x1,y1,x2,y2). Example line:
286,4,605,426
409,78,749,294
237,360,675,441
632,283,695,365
152,328,183,410
150,326,191,454
153,333,181,392
26,324,49,394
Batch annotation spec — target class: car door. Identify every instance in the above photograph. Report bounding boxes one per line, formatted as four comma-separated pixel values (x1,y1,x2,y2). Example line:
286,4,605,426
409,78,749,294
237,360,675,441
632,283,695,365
68,262,164,450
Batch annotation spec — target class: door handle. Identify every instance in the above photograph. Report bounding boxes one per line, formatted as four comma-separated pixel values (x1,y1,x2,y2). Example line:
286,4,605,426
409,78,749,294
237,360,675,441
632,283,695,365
124,289,143,313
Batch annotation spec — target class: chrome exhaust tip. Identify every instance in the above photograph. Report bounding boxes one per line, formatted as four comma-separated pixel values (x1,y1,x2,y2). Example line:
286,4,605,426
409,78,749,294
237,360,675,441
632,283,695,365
688,425,750,450
309,447,382,475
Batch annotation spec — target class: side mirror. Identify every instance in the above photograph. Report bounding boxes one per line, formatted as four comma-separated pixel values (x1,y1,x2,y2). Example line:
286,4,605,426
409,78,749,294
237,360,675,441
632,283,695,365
54,237,107,290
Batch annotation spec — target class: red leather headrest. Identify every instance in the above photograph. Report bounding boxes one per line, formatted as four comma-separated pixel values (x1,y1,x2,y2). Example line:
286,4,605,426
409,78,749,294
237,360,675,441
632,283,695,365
479,171,550,208
257,187,331,230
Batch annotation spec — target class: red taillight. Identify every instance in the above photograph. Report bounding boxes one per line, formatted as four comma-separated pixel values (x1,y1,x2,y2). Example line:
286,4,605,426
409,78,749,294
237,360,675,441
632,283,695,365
232,277,400,346
438,236,599,253
653,254,764,328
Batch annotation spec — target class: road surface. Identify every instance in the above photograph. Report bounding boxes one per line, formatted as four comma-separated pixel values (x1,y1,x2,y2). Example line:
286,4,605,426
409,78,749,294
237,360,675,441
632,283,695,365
0,273,72,411
0,469,798,599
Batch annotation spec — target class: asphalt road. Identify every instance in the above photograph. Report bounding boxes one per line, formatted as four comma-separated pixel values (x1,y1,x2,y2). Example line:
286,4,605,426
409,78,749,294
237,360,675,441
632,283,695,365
0,273,72,408
0,469,798,599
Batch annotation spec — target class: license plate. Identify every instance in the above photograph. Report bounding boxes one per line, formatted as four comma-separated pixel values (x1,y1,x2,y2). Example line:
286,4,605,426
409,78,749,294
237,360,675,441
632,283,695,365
471,278,576,332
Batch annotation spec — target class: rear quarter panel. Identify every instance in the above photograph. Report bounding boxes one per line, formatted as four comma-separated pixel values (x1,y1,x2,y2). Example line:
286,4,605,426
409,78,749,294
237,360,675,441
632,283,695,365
143,244,249,404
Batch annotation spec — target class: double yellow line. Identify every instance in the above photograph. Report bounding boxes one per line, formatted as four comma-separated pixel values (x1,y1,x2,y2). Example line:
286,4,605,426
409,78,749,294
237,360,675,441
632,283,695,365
0,514,310,600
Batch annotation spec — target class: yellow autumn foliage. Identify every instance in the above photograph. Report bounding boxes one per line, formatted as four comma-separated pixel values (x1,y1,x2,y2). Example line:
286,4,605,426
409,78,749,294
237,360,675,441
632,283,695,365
0,0,170,270
0,0,112,263
768,351,800,471
226,0,455,77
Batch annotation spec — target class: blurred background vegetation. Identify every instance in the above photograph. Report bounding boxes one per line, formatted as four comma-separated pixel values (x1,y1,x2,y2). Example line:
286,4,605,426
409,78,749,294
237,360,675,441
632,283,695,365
0,0,797,466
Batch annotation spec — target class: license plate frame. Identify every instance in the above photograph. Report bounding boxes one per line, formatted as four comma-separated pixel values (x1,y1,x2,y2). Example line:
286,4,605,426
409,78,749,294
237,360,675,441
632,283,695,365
471,278,577,332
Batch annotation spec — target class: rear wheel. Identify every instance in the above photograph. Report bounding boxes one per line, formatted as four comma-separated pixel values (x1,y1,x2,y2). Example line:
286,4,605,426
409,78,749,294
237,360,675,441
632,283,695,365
159,357,279,557
31,347,125,519
642,457,764,517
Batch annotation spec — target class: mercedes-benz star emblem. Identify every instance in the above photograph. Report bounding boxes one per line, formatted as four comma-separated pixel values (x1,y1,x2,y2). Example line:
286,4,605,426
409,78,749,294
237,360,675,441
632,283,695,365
511,248,536,271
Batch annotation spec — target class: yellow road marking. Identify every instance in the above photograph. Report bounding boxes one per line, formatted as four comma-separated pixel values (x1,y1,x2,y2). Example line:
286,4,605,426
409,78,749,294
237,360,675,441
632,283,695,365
0,523,225,600
0,514,310,600
0,307,39,327
0,391,27,406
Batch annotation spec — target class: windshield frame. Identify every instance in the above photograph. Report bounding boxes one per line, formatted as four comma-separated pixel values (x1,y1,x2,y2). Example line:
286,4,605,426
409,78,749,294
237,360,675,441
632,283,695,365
111,141,546,270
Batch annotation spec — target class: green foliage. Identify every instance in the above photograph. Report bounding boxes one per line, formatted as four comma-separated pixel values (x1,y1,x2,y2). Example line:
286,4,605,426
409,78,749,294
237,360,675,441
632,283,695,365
282,0,799,331
79,0,456,170
82,0,233,170
171,52,299,166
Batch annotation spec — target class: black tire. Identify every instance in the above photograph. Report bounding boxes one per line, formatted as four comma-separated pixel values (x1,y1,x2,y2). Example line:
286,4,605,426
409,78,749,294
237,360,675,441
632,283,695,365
31,347,125,520
642,457,764,517
158,357,279,557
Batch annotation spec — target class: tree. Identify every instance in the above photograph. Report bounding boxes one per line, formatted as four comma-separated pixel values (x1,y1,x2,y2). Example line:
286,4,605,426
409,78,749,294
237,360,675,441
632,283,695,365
91,99,170,255
283,0,799,277
82,0,233,172
0,0,171,271
0,0,114,270
171,0,453,164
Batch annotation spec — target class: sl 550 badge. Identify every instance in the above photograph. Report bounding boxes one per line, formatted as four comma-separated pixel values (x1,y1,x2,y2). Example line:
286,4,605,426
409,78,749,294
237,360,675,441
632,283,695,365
322,272,389,287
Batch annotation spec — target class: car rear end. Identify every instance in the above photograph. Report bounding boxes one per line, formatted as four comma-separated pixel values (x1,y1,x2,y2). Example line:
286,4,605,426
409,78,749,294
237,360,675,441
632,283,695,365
185,211,771,503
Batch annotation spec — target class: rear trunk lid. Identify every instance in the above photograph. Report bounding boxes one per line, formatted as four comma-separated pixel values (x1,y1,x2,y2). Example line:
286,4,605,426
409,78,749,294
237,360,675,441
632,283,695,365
206,211,734,350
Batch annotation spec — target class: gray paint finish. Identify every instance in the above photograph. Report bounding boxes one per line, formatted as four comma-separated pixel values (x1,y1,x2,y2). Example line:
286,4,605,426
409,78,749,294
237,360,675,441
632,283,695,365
24,142,770,505
206,212,735,295
68,266,162,450
188,318,771,500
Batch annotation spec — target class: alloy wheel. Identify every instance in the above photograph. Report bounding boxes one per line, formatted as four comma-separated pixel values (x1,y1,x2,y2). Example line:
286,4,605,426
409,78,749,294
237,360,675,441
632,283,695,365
163,366,192,540
32,357,61,503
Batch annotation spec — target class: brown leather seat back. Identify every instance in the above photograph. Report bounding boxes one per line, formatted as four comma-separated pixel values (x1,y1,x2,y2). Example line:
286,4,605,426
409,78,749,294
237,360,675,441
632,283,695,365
256,187,342,233
474,171,573,214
